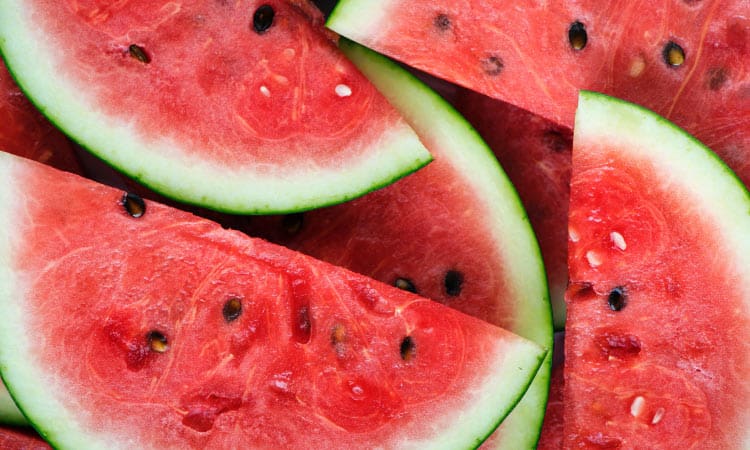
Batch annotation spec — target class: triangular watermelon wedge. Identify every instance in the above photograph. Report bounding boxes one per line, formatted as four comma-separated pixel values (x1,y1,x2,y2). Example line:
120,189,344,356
0,0,431,213
565,91,750,448
0,151,546,448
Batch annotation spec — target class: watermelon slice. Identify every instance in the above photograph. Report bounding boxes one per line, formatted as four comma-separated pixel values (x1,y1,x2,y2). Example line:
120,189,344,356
247,40,553,449
564,91,750,448
327,0,749,184
0,61,81,174
0,151,546,448
0,0,432,213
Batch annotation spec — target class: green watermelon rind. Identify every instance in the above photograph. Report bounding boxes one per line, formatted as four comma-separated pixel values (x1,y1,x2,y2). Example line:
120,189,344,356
0,3,433,215
339,39,553,450
0,388,26,427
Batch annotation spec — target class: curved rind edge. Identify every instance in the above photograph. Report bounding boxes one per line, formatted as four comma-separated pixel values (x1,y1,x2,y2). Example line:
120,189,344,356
0,2,432,215
339,39,553,450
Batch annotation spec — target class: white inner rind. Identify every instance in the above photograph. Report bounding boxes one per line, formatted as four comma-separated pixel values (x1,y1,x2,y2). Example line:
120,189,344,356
340,40,552,449
0,2,431,214
327,0,394,45
576,91,750,448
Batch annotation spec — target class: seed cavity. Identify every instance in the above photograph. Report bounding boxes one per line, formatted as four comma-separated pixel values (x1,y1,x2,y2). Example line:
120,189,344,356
394,277,417,294
707,67,729,91
568,21,588,50
128,44,151,63
281,213,304,235
121,192,146,218
222,297,242,322
610,231,627,250
335,84,352,97
586,250,602,268
651,407,665,424
444,270,464,297
400,335,416,361
434,13,451,31
596,332,642,359
608,287,627,311
630,396,646,417
542,128,572,153
252,4,275,34
662,41,686,67
480,55,504,76
147,330,169,353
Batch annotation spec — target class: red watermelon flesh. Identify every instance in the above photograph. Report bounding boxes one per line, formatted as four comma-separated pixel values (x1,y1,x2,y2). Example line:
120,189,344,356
327,0,750,188
451,88,571,330
0,427,50,450
0,151,545,449
565,92,750,448
0,62,81,174
537,364,564,450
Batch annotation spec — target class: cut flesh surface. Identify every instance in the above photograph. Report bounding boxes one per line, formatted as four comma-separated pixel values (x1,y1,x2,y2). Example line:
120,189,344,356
565,91,750,448
0,0,431,213
0,151,545,449
248,40,552,450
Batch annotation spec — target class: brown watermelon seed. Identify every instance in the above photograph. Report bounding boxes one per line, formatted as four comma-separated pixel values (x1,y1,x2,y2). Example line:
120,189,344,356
121,192,146,218
128,44,151,63
434,13,451,31
444,270,464,297
707,67,729,91
296,305,312,343
608,287,627,311
281,213,304,235
480,55,504,76
662,41,685,67
400,336,416,361
253,4,275,34
568,21,588,50
330,324,346,345
147,331,169,353
222,297,242,322
394,277,417,294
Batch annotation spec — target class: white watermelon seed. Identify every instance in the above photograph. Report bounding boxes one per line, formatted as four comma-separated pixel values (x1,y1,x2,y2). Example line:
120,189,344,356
651,407,665,424
569,227,580,242
259,85,271,97
610,231,627,250
586,250,602,267
630,396,646,417
629,56,646,78
335,84,352,97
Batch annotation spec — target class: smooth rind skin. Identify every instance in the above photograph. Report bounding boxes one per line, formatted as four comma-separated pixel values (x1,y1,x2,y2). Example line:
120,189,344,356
0,1,432,214
339,39,553,450
572,90,750,449
0,152,547,450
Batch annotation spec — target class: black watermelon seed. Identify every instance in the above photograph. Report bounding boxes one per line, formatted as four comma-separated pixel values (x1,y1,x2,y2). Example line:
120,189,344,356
542,128,573,153
121,192,146,218
282,213,304,235
480,55,504,76
568,21,588,51
607,287,627,311
707,67,729,91
253,4,275,34
128,44,151,64
394,277,417,294
444,270,464,297
222,297,242,322
434,13,451,31
147,331,168,353
400,335,416,361
662,41,686,67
